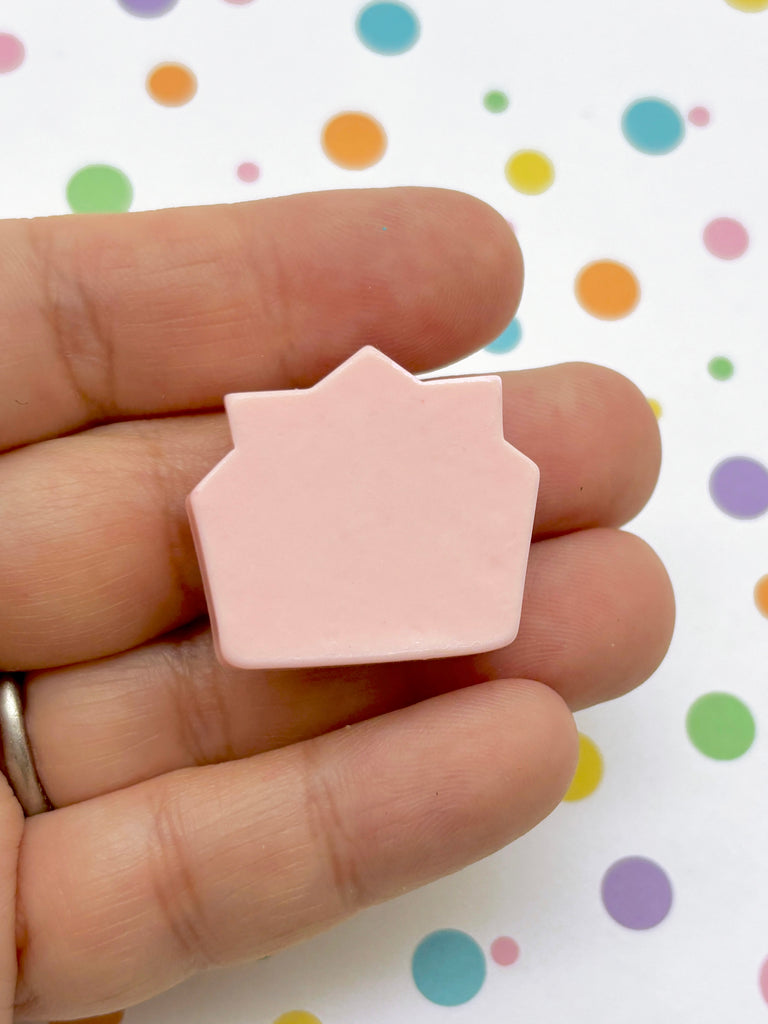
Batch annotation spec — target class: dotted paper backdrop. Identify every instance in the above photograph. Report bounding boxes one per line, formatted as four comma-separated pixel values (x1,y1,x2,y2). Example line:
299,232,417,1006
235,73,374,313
2,0,768,1021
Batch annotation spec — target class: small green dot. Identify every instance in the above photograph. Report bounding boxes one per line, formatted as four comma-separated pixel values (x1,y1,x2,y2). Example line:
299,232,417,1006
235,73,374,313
686,692,755,760
66,164,133,213
483,90,509,113
708,356,734,381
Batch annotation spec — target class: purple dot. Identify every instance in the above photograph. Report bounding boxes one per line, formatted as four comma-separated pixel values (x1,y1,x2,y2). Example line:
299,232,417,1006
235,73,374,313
237,161,260,182
710,457,768,519
0,33,24,73
602,857,673,930
703,217,749,260
117,0,178,16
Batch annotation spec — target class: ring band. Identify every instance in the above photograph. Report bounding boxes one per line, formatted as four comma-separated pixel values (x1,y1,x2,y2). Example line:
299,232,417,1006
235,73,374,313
0,673,52,816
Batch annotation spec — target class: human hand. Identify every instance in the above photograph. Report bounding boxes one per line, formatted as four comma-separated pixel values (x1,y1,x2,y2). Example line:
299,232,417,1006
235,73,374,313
0,188,674,1020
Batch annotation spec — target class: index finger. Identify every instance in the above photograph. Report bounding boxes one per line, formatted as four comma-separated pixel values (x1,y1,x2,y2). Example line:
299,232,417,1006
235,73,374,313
2,187,522,450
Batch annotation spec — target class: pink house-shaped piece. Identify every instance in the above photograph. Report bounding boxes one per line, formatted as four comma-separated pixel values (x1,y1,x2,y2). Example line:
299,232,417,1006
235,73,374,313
187,346,539,669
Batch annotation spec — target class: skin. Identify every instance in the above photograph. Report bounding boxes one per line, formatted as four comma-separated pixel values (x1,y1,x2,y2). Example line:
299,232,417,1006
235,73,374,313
0,187,675,1020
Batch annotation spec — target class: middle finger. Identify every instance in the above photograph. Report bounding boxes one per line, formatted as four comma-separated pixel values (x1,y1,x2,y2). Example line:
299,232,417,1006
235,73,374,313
0,362,659,670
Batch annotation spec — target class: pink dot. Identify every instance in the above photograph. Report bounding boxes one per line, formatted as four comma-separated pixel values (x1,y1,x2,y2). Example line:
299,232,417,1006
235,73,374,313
0,33,24,73
703,217,750,260
760,957,768,1004
237,162,260,183
688,106,710,127
223,0,255,4
490,936,519,966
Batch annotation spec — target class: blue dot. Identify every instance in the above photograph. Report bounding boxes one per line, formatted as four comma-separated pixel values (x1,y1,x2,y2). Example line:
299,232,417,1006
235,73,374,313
486,318,522,354
622,97,684,155
411,929,486,1006
356,2,420,55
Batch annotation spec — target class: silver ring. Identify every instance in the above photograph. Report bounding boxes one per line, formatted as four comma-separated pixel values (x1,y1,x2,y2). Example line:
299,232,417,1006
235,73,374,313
0,673,52,816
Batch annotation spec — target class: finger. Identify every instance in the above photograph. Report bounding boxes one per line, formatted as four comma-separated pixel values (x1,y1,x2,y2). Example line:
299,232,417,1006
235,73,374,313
1,188,522,450
14,679,577,1020
0,363,660,669
27,527,673,807
0,778,23,1024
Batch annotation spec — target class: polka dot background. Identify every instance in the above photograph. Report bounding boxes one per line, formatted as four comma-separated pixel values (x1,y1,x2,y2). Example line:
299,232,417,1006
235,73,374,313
3,1,768,1021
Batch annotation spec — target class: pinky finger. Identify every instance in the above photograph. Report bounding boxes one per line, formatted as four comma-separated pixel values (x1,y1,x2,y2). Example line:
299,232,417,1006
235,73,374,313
14,678,576,1021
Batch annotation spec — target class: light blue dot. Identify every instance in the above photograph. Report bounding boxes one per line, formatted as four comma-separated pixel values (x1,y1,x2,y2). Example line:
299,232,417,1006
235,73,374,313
621,97,684,155
411,929,486,1006
356,2,420,55
486,317,522,354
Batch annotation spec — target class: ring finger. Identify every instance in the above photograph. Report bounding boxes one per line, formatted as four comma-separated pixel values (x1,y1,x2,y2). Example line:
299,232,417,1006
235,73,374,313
26,526,674,808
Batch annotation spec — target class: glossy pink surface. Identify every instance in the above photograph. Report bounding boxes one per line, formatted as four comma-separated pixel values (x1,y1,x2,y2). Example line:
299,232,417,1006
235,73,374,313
187,347,539,669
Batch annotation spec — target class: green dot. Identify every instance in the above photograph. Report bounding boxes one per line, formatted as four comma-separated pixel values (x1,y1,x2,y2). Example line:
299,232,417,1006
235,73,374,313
686,692,755,760
483,90,509,113
708,356,734,381
66,164,133,213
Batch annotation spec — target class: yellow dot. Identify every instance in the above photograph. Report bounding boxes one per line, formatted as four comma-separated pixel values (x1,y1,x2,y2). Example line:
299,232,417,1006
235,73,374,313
755,575,768,618
724,0,768,10
504,150,554,195
146,62,197,106
322,112,387,169
272,1013,323,1024
575,259,640,320
648,398,662,418
563,733,603,801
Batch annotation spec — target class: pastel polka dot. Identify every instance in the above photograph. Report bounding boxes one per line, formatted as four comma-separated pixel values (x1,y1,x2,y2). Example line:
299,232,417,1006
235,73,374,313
709,456,768,518
485,318,522,353
0,32,24,73
356,2,419,54
760,956,768,1004
147,62,197,106
622,97,684,155
66,164,133,213
703,217,749,260
237,161,260,182
223,0,257,4
118,0,178,15
708,356,734,380
648,398,663,418
724,0,768,9
412,930,486,1006
688,106,711,126
484,90,509,113
601,857,673,930
754,575,768,618
575,259,640,320
687,693,755,760
505,150,554,194
272,1012,322,1024
490,937,519,966
563,734,603,801
322,111,387,169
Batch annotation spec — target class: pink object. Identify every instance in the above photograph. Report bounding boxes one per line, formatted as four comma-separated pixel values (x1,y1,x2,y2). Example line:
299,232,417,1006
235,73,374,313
703,216,749,260
490,936,520,966
688,106,710,127
187,346,539,669
236,161,260,182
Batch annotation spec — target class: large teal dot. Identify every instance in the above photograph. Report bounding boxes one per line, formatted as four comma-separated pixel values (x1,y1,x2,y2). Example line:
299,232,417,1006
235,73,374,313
486,317,522,354
412,929,486,1006
66,164,133,213
622,97,684,155
356,2,420,54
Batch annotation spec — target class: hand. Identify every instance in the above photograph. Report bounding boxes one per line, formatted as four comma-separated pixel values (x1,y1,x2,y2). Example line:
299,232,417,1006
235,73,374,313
0,188,674,1020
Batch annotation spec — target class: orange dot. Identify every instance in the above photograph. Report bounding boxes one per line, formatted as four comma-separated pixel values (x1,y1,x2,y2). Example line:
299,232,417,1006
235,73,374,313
575,259,640,320
755,575,768,618
146,62,197,106
322,112,387,169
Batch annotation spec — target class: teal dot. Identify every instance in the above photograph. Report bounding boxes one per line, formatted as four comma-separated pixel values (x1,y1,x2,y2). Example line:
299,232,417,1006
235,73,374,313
66,164,133,213
622,97,684,155
412,929,486,1006
356,2,420,54
486,318,522,353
